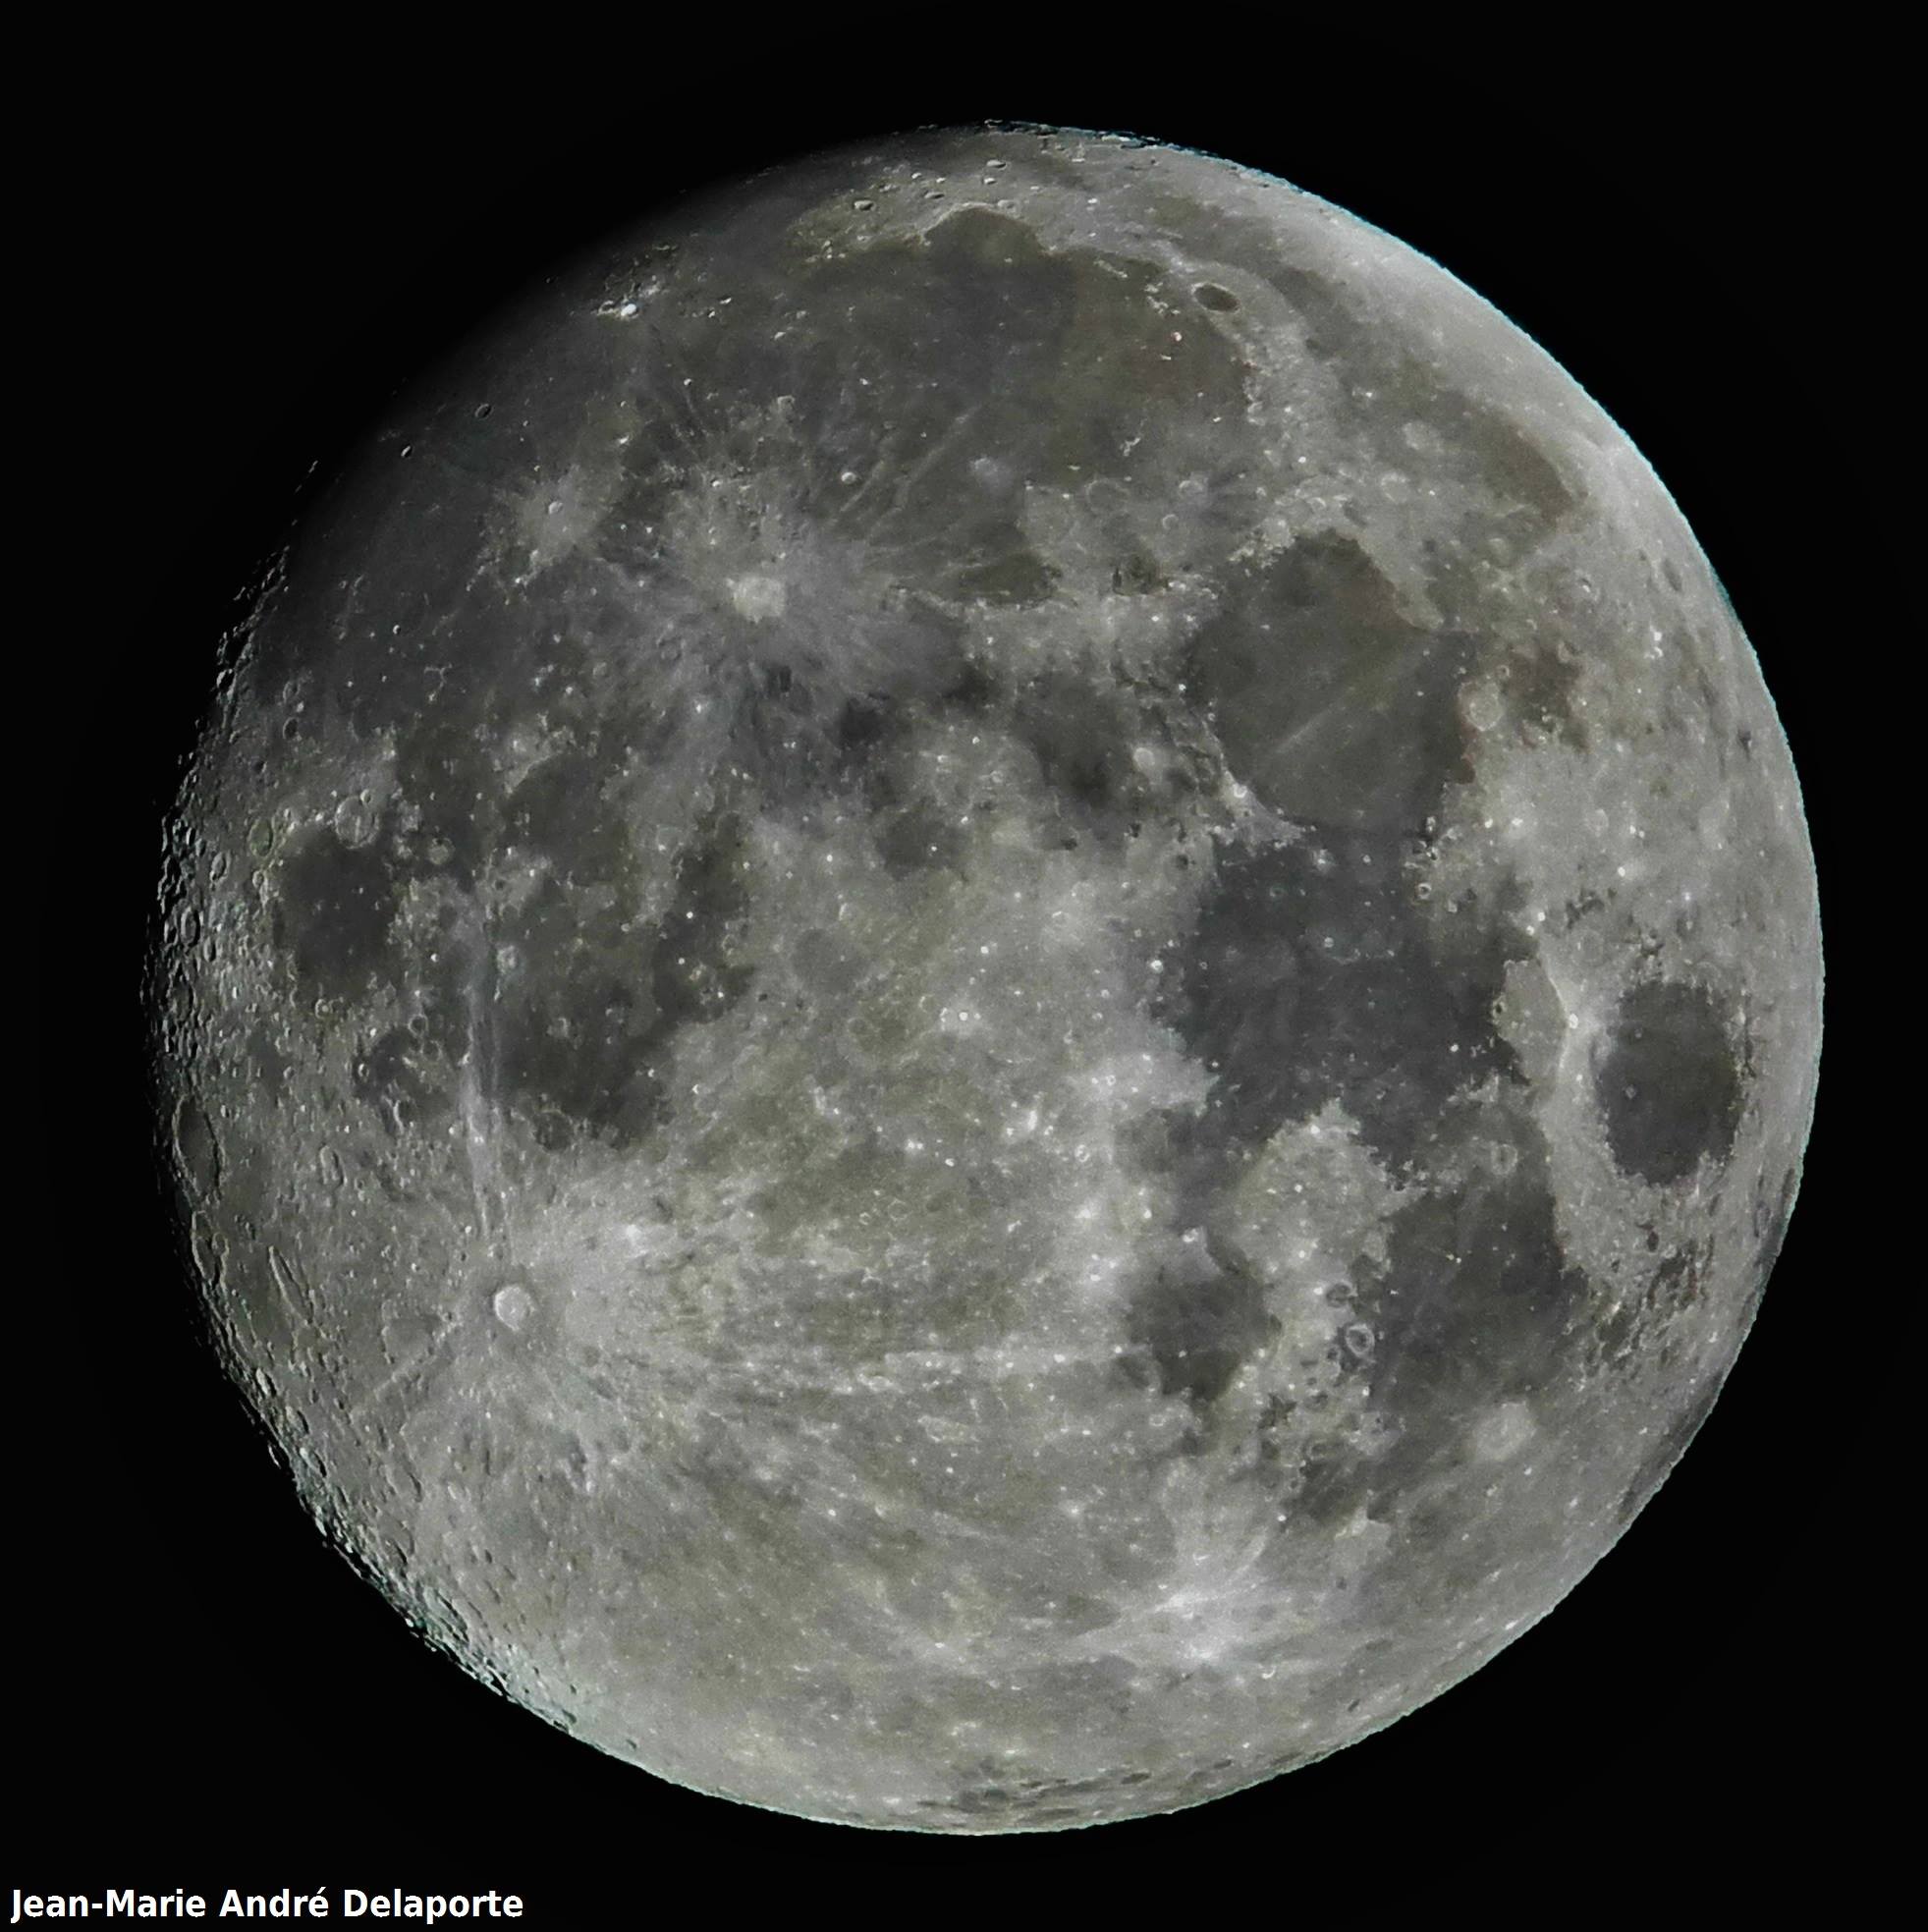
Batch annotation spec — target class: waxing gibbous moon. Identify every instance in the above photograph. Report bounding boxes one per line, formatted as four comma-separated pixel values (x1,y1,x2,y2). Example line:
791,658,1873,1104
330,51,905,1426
147,124,1822,1831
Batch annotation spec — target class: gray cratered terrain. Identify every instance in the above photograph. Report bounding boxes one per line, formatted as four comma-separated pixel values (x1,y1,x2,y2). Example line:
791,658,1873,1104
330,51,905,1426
149,125,1822,1830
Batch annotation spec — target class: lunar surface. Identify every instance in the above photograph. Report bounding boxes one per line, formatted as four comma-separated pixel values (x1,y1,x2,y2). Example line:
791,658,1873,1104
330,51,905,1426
148,125,1822,1830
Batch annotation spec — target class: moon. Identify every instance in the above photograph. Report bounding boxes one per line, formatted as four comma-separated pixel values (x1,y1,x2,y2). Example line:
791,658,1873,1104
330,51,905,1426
147,123,1822,1831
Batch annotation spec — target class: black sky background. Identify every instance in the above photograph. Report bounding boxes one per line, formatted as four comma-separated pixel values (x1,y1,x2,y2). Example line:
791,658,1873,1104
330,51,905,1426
28,15,1894,1906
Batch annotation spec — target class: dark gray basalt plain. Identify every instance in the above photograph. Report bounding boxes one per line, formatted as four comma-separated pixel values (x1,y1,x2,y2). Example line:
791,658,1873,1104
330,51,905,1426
148,125,1822,1831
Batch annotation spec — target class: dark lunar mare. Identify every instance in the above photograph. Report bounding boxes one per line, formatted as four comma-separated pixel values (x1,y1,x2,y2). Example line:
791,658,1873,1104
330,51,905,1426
1593,979,1744,1187
1127,519,1547,1428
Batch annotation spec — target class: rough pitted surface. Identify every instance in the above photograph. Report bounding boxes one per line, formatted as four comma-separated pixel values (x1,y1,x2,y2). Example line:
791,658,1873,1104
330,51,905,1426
147,126,1822,1831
